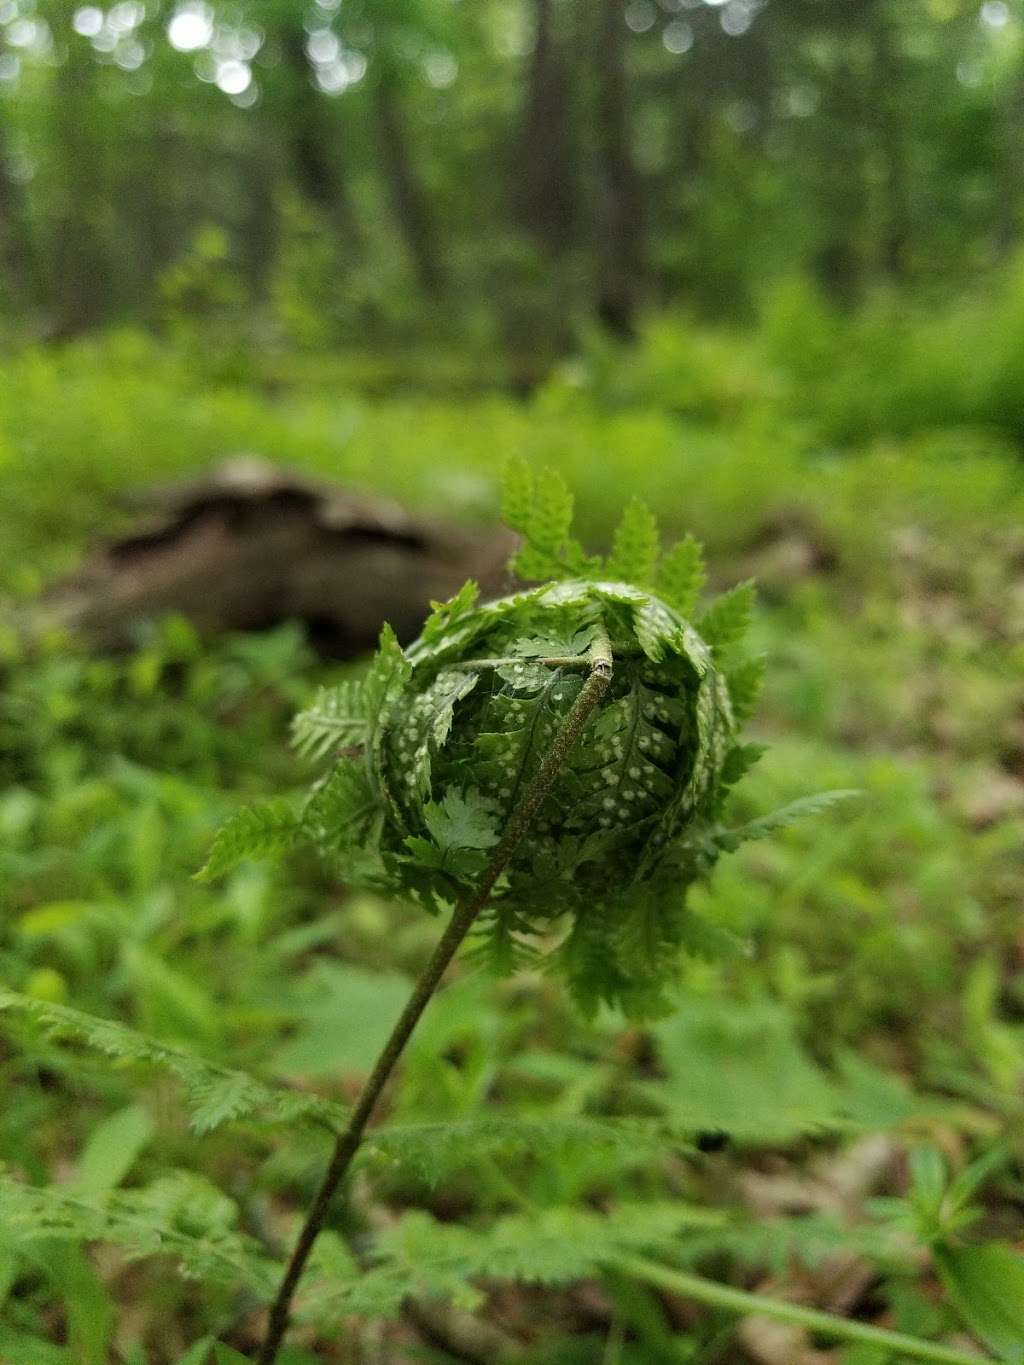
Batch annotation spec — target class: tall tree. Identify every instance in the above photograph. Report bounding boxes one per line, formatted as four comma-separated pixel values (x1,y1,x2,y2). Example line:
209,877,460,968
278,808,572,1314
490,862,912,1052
48,5,110,336
372,57,445,295
594,0,645,336
272,9,362,250
516,0,578,257
0,101,36,311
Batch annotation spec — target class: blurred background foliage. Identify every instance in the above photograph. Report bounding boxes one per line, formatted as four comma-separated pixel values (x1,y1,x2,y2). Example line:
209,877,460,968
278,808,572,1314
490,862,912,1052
3,0,1024,1361
1,0,1024,359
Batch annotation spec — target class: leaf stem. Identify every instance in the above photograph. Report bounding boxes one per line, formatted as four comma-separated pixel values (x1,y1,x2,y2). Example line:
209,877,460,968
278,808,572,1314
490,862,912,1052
465,645,639,671
256,628,614,1364
607,1254,989,1365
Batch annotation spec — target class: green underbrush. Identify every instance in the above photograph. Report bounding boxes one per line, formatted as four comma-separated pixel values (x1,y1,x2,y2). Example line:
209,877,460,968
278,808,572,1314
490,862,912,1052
1,310,1023,1361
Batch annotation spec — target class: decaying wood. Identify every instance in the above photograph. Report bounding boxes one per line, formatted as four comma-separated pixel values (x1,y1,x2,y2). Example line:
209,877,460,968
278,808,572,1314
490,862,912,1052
42,456,515,656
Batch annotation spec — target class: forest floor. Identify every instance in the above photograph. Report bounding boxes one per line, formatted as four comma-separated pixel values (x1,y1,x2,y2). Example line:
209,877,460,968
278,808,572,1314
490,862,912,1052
1,324,1023,1363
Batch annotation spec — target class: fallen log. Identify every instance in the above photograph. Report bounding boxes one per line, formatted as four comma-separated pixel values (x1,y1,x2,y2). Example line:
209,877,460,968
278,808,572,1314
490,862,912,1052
41,456,515,656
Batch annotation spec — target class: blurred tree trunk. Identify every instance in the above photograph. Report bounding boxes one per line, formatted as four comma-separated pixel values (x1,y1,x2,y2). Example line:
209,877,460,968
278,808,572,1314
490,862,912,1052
372,61,445,295
277,19,362,249
516,0,577,257
813,55,864,302
995,66,1024,259
50,16,110,336
0,103,37,311
242,129,281,303
870,14,910,281
594,0,645,337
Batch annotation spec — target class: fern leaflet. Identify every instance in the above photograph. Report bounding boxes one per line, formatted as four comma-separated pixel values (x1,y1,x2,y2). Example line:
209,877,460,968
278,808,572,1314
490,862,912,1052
696,580,756,655
195,800,298,881
656,532,706,618
0,989,345,1134
605,498,660,587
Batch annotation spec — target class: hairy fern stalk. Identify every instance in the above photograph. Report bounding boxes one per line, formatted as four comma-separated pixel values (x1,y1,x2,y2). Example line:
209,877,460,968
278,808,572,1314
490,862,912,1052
199,459,852,1362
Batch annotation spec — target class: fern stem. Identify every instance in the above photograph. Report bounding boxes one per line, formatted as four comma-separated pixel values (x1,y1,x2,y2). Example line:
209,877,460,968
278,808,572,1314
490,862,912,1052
607,1254,988,1365
256,628,614,1364
465,647,640,671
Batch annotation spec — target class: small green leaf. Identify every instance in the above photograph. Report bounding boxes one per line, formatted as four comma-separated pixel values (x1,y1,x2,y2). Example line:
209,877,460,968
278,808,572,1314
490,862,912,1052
363,624,412,734
718,789,861,850
421,580,481,643
291,680,368,762
72,1104,154,1198
725,654,766,725
696,580,756,655
502,460,591,580
422,788,501,853
174,1341,217,1365
655,533,706,618
935,1242,1024,1362
501,454,535,535
605,499,660,588
195,800,298,881
301,760,380,856
212,1347,250,1365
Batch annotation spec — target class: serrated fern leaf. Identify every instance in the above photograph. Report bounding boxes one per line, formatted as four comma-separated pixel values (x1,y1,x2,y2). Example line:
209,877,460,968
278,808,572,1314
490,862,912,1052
719,742,767,793
696,580,756,655
195,799,298,881
301,1201,722,1321
501,454,535,535
302,759,381,859
291,680,368,762
363,623,412,762
0,1172,279,1295
656,533,706,618
361,1115,675,1186
725,654,766,725
0,989,344,1134
718,789,861,850
420,580,481,645
503,459,591,581
604,498,660,587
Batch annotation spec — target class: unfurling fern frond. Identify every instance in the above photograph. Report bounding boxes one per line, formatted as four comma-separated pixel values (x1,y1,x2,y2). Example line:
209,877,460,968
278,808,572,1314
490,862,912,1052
0,989,344,1134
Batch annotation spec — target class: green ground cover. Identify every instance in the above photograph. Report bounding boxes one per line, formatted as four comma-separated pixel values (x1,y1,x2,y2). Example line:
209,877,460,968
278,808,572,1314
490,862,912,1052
1,313,1023,1362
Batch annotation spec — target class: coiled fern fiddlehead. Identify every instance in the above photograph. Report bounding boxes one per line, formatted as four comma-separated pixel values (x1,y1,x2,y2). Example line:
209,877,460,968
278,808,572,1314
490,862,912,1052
197,462,850,1361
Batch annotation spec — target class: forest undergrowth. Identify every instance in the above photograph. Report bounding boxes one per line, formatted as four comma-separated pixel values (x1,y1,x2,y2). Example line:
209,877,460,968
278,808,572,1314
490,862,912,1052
1,308,1023,1363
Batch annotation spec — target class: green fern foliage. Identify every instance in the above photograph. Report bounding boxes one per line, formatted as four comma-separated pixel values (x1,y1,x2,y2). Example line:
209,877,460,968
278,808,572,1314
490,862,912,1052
361,1115,684,1186
696,580,757,656
654,531,706,617
0,1171,279,1294
718,789,861,851
501,456,593,580
725,653,767,725
604,497,660,586
291,679,367,762
194,799,298,882
198,462,853,1016
0,989,344,1134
